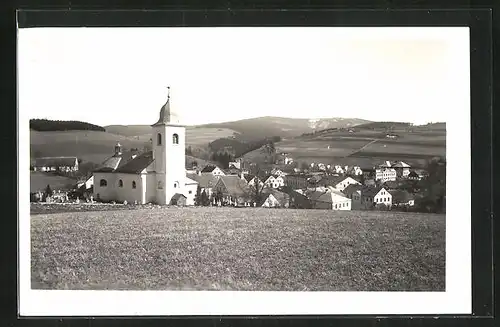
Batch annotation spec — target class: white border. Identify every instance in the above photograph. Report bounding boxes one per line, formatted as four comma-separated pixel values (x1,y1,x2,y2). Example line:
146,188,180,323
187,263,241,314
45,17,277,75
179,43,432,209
18,27,471,316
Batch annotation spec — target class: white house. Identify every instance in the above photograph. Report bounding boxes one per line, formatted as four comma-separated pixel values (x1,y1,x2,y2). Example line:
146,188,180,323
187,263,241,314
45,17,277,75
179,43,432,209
317,175,361,191
375,168,397,182
93,88,198,205
263,175,285,189
343,185,392,210
306,189,352,210
244,174,264,189
33,156,79,172
200,165,226,176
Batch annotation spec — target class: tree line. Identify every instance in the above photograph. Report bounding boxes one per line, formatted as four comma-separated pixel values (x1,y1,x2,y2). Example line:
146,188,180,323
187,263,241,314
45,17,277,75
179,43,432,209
30,119,105,132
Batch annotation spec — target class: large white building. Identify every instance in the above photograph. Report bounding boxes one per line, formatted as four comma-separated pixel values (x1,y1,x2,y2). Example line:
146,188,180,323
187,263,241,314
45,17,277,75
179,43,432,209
93,88,198,205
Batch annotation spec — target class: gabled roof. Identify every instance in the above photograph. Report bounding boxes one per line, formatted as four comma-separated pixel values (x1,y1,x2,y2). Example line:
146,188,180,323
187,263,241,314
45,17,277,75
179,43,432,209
408,170,420,177
361,186,385,197
187,173,219,188
217,175,251,197
93,150,140,173
114,151,154,174
259,189,289,206
244,174,257,183
392,161,411,168
343,184,363,196
34,157,77,167
201,164,219,173
306,189,349,204
389,190,415,203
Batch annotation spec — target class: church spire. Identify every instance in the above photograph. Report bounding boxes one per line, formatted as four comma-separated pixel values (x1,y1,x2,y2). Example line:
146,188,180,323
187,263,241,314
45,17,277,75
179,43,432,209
152,86,180,126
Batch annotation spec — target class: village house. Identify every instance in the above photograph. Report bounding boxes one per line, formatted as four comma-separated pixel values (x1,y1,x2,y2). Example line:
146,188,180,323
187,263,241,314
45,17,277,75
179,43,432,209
392,161,412,178
407,170,421,181
244,174,264,189
305,188,352,210
212,175,253,206
33,156,79,172
262,174,285,189
343,185,392,210
315,175,361,191
286,188,312,209
270,167,287,177
375,167,397,182
186,173,220,198
389,190,415,207
92,88,198,205
225,164,242,176
200,164,226,176
259,189,290,208
284,174,312,190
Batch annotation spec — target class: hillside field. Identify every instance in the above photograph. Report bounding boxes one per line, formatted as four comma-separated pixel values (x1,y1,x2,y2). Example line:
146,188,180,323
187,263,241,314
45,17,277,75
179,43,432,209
31,207,445,291
30,128,234,165
242,125,446,168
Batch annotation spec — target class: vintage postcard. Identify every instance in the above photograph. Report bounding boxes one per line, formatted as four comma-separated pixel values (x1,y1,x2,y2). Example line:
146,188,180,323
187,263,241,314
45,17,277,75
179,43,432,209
18,26,471,316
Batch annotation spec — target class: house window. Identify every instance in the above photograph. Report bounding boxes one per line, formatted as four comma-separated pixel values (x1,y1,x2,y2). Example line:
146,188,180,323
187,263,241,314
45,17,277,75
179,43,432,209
100,179,107,187
132,181,137,189
157,133,162,145
173,133,179,144
188,190,192,194
118,180,123,187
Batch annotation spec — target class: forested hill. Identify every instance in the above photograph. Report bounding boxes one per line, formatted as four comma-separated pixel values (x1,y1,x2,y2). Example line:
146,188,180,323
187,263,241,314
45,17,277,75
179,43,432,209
30,119,106,132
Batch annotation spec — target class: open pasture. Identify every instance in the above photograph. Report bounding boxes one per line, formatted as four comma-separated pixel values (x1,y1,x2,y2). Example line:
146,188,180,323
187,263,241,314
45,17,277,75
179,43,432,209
31,207,445,291
186,127,238,146
356,141,445,157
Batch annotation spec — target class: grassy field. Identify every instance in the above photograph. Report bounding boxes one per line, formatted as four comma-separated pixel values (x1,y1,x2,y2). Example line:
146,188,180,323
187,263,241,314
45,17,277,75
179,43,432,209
31,207,445,291
241,124,446,168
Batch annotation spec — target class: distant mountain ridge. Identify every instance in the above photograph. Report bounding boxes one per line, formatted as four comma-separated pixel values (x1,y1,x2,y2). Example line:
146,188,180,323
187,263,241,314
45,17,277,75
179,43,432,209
105,116,372,141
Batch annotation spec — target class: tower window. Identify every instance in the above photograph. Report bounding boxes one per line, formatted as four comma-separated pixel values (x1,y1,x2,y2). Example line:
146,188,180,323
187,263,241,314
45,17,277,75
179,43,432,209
132,181,137,189
100,179,107,187
157,133,162,146
173,133,179,144
174,182,178,188
118,180,123,187
157,181,163,189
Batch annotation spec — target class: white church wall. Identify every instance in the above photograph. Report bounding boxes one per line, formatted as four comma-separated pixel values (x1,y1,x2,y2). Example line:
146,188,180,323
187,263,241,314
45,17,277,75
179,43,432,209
93,172,145,204
146,173,157,204
183,182,198,206
114,174,144,204
93,172,118,202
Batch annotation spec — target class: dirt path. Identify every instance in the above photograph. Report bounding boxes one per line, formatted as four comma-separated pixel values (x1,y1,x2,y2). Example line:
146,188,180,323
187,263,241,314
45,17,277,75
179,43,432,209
346,139,378,157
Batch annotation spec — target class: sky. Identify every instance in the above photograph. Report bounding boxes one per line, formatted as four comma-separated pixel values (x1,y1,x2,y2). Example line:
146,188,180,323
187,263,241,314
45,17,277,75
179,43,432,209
17,27,470,126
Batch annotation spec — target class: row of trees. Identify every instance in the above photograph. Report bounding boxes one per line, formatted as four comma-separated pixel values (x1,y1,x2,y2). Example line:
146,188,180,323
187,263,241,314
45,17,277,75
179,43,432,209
30,119,105,132
210,151,235,169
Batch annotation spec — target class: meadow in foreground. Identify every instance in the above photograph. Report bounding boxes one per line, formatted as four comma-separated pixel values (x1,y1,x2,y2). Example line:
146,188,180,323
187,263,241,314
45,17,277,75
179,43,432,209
31,207,445,291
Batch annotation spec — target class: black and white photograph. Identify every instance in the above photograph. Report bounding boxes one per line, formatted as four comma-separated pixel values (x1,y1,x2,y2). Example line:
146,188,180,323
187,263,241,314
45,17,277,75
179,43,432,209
18,25,471,316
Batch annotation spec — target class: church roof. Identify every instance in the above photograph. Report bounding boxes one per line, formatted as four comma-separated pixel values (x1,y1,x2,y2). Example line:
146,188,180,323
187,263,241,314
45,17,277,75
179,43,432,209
152,87,181,126
93,150,141,173
114,151,154,174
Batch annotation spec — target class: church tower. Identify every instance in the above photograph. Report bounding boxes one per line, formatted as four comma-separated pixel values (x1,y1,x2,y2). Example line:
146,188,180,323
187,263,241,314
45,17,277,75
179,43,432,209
151,87,186,205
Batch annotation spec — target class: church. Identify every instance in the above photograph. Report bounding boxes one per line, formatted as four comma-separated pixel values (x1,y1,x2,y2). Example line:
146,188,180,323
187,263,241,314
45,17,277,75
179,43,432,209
92,88,198,205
